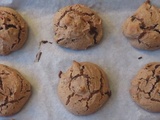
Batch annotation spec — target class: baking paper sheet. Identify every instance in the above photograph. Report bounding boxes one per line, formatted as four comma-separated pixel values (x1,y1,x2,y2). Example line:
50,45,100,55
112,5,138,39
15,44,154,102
0,0,160,120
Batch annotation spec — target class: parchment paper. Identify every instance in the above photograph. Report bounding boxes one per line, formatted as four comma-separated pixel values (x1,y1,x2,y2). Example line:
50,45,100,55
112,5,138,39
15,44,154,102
0,0,160,120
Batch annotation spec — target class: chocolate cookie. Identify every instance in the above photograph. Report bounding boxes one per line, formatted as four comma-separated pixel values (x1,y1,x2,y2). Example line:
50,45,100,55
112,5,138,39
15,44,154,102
0,7,28,55
0,64,31,116
130,62,160,112
58,61,111,115
123,1,160,50
53,4,103,50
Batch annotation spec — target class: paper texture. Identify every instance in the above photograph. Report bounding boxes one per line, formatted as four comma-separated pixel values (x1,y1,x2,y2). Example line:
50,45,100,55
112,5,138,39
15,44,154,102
0,0,160,120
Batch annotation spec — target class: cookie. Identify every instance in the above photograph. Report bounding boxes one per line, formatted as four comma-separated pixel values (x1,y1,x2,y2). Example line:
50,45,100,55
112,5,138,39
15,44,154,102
0,7,28,55
123,0,160,50
58,61,111,115
53,4,103,50
0,64,31,116
130,62,160,112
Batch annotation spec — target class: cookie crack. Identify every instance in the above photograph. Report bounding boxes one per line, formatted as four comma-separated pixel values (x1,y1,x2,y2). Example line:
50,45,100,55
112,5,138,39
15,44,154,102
57,9,71,26
0,91,5,96
25,90,31,93
89,26,98,44
154,29,160,34
56,7,94,29
138,67,160,99
3,23,17,30
6,87,13,96
3,11,22,48
131,15,160,48
86,100,89,111
56,38,65,44
86,77,91,93
0,70,10,75
70,6,94,17
138,23,159,47
17,74,31,93
80,65,84,75
0,77,3,90
148,76,160,98
137,84,149,95
17,26,22,43
152,64,160,76
70,8,97,45
105,91,112,97
83,71,106,111
16,74,25,92
67,65,110,111
98,71,104,102
69,74,90,91
55,7,98,46
71,74,90,80
99,70,111,98
0,96,8,108
131,16,143,22
0,96,25,108
66,92,74,105
150,98,160,102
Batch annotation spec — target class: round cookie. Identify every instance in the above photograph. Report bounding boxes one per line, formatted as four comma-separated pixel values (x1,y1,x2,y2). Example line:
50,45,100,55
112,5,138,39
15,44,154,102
123,1,160,50
53,4,103,50
0,7,28,55
130,62,160,112
0,64,31,116
58,61,111,115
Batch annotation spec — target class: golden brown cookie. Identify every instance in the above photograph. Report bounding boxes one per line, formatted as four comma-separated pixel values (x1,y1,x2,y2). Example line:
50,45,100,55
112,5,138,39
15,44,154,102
130,62,160,112
58,61,111,115
123,1,160,50
53,4,103,50
0,64,31,116
0,7,28,55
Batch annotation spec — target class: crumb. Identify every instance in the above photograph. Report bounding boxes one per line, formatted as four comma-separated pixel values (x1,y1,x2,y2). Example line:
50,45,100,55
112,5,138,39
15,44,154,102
35,40,53,62
39,40,53,48
59,71,62,78
138,56,143,60
34,51,42,62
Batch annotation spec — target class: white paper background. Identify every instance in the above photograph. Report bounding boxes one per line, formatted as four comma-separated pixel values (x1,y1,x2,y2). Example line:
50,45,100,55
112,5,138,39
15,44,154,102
0,0,160,120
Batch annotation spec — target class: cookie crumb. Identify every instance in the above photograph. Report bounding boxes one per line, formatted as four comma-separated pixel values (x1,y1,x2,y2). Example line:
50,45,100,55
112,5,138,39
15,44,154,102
39,40,53,48
138,56,143,60
34,51,42,62
35,40,53,62
59,71,62,78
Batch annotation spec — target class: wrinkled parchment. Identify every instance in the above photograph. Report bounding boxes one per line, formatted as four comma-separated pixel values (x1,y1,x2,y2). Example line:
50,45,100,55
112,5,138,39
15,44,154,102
0,0,160,120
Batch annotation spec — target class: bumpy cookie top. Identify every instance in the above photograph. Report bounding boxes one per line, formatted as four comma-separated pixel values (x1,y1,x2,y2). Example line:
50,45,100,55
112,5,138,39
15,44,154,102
123,1,160,50
58,61,111,115
53,4,103,50
0,7,28,55
0,64,31,116
130,62,160,112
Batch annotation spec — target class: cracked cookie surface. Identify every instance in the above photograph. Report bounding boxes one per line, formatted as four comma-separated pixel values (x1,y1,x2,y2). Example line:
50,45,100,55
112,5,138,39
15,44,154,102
0,7,28,55
123,1,160,50
130,62,160,112
53,4,103,50
0,64,31,116
58,61,111,115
